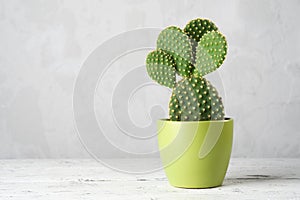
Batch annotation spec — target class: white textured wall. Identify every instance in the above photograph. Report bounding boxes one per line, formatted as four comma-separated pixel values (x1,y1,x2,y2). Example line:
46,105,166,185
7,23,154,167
0,0,299,158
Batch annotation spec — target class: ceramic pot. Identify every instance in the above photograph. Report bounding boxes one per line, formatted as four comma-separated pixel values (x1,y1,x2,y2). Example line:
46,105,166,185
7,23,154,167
157,118,233,188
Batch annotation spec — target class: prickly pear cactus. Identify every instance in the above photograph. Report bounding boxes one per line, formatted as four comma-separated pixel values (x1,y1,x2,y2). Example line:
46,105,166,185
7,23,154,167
169,76,224,121
146,18,228,121
184,18,218,43
156,26,194,77
184,18,218,64
146,49,176,88
195,31,227,76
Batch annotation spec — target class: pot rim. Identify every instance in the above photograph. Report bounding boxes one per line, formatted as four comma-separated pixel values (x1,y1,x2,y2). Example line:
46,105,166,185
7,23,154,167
158,117,233,124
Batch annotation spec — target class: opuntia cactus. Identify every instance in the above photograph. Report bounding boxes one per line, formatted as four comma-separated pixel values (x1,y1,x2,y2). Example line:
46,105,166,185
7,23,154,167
146,18,227,121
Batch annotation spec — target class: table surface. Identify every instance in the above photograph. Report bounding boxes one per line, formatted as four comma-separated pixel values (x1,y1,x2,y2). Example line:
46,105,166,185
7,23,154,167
0,158,299,200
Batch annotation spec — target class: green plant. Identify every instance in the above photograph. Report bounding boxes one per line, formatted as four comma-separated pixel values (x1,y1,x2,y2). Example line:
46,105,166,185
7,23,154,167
146,18,227,121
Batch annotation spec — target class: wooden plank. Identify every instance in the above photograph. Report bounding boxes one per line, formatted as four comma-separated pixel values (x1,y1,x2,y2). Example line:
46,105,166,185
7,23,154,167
0,159,299,199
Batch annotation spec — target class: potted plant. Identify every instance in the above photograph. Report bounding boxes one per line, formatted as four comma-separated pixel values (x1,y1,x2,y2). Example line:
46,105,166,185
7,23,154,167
145,18,233,188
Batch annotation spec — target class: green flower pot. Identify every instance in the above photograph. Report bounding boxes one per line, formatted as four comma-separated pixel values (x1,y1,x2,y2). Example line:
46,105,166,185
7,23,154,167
157,118,233,188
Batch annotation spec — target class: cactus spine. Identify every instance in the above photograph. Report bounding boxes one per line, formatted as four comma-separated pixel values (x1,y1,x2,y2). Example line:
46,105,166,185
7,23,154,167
146,18,227,121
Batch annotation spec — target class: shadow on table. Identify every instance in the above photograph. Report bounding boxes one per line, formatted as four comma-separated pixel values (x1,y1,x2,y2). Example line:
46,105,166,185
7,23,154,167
223,174,298,187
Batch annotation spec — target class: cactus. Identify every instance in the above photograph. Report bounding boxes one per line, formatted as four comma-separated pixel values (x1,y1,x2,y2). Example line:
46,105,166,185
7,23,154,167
184,18,218,64
146,49,176,88
195,31,227,77
146,18,227,121
156,26,194,77
184,18,218,43
170,76,224,121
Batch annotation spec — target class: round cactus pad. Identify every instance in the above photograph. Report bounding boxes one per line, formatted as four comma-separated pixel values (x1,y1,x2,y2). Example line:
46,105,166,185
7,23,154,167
146,49,176,88
157,26,194,77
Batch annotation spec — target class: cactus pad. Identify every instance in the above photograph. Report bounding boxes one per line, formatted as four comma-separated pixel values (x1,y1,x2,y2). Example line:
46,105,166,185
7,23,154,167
157,26,194,77
184,18,218,42
195,31,227,76
146,49,176,88
169,93,181,121
184,18,218,65
169,76,224,121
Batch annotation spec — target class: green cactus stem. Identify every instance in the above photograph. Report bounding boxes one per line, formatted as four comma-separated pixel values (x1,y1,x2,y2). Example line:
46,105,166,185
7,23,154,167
169,76,224,121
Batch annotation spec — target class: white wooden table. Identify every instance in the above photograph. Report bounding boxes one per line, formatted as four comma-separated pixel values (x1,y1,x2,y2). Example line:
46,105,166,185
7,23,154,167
0,159,299,199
